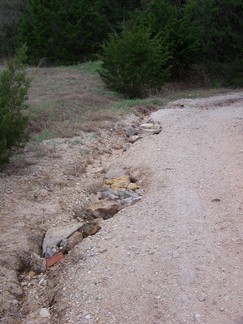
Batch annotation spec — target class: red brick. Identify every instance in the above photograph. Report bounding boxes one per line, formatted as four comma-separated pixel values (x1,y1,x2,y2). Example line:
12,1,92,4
46,252,64,268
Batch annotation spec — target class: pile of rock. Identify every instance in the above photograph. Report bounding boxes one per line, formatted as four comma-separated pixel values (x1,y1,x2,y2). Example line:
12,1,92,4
29,167,143,273
126,118,162,144
81,167,143,220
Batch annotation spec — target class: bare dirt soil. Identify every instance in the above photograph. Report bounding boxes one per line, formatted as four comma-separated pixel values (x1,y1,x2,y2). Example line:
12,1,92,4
1,91,243,324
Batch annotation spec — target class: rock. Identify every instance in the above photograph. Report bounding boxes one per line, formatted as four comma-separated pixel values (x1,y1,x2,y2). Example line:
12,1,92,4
128,135,142,143
105,175,130,190
98,188,119,200
59,238,68,251
65,232,83,252
40,308,50,318
198,294,207,302
79,222,101,237
89,200,121,220
128,172,138,183
122,196,142,207
119,190,140,200
45,247,55,259
139,123,161,135
28,271,36,277
30,253,46,274
42,223,83,256
126,127,138,137
140,123,156,129
46,252,64,268
128,183,139,191
105,167,127,180
136,188,144,195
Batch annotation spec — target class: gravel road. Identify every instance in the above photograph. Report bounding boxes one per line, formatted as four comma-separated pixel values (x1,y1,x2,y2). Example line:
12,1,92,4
51,92,243,324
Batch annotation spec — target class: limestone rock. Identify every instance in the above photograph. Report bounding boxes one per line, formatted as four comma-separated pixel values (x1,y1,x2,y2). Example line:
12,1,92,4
105,175,130,190
65,232,83,252
140,123,156,129
128,183,139,191
42,223,83,256
79,222,101,237
139,123,161,135
89,200,121,220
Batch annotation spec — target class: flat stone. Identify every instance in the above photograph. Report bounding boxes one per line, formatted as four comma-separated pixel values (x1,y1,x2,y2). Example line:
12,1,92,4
42,223,83,256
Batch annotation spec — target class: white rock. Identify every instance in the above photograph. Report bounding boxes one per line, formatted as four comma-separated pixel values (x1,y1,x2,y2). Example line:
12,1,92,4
40,308,50,318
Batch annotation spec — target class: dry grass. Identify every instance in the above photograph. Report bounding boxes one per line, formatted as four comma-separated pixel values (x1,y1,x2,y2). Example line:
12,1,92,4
24,61,229,143
86,179,104,194
27,64,121,140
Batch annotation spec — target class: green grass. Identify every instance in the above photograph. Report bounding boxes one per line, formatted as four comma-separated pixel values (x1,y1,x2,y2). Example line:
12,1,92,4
58,60,102,75
111,97,163,111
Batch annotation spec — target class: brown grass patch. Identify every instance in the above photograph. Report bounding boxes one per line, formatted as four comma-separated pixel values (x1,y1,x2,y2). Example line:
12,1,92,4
27,65,121,140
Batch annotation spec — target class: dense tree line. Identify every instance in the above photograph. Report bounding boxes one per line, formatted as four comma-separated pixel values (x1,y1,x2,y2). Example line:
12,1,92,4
0,0,29,57
0,0,242,93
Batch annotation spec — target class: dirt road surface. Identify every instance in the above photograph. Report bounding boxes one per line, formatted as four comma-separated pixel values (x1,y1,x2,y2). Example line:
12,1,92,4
1,92,242,324
48,92,243,324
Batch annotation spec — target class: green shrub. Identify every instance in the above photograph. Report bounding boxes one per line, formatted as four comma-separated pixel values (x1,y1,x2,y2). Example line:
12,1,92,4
0,46,30,165
130,0,201,77
99,26,171,98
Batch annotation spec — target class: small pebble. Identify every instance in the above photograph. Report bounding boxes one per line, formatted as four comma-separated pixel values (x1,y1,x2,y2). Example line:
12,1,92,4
198,294,207,302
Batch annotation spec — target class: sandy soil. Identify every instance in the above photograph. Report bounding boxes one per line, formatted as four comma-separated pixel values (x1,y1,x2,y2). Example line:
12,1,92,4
1,91,243,324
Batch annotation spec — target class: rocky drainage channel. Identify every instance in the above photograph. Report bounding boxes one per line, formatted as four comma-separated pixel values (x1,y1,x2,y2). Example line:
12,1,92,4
28,167,144,274
25,117,162,274
15,117,161,321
